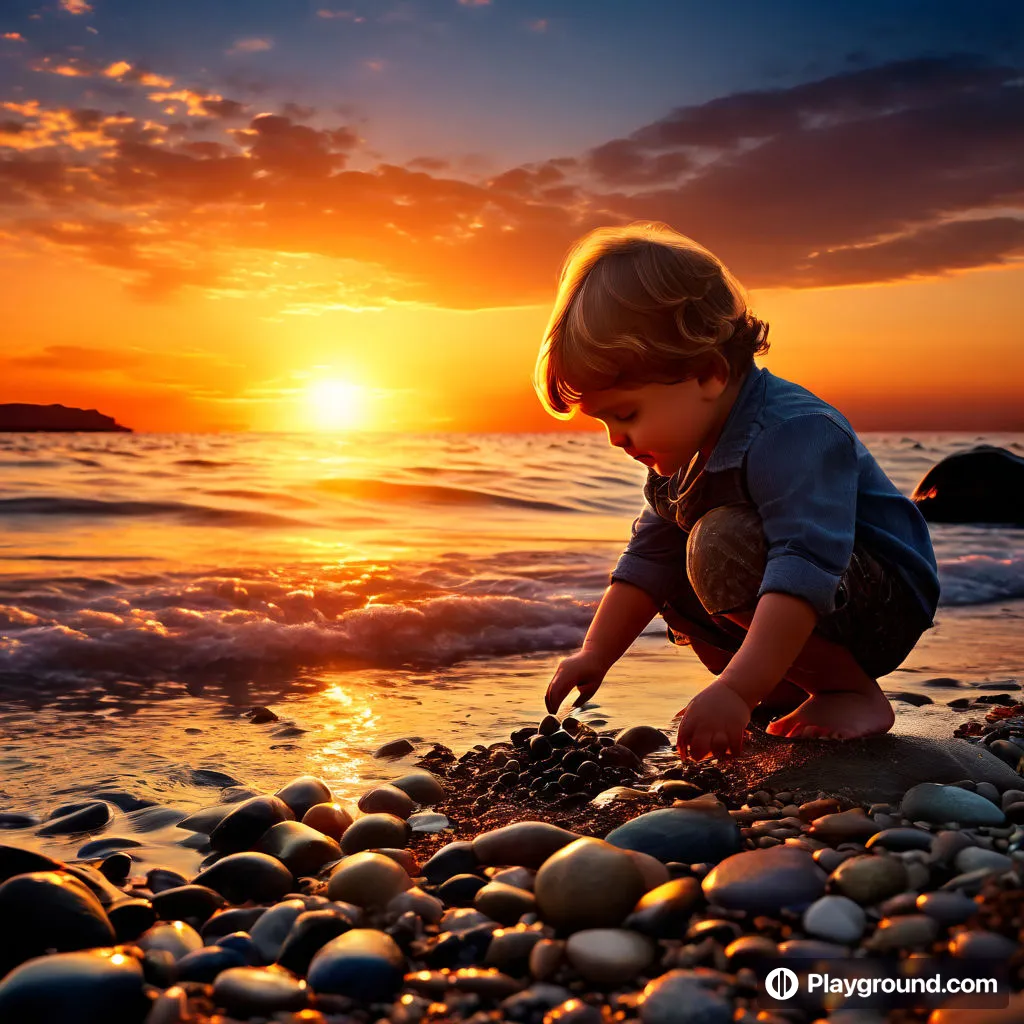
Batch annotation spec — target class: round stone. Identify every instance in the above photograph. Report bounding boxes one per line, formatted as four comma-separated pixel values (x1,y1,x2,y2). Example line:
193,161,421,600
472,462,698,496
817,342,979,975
176,945,248,983
390,770,445,806
249,899,308,963
564,929,656,986
916,890,979,925
437,873,487,907
307,928,405,1001
954,847,1013,874
177,803,234,835
605,804,742,865
901,784,1006,826
702,847,827,913
374,738,415,758
865,828,934,852
150,885,226,925
802,895,867,944
474,882,537,925
624,878,704,939
0,948,148,1024
535,838,647,932
0,872,115,973
37,801,112,836
213,966,308,1016
277,909,355,976
274,777,332,820
639,969,734,1024
423,841,478,884
137,922,203,960
807,809,881,844
193,852,294,904
358,784,417,819
474,822,580,869
864,914,940,951
387,887,444,924
339,813,408,855
326,851,412,907
830,855,909,905
948,929,1018,959
253,820,342,876
209,796,295,854
302,803,353,841
613,726,670,758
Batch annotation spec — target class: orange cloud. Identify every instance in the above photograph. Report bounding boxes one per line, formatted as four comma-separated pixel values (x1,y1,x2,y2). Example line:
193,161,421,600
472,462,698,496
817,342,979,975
227,37,274,56
316,8,365,21
2,32,25,41
60,0,93,13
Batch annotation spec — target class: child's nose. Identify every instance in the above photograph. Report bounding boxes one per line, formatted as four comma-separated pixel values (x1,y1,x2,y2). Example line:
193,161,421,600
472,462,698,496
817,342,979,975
608,427,629,449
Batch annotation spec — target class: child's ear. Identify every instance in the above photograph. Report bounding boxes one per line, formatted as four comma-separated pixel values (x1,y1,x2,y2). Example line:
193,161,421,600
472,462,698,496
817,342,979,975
696,355,731,397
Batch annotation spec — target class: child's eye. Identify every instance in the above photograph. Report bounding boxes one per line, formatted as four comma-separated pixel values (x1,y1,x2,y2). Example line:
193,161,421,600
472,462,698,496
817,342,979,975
617,412,636,423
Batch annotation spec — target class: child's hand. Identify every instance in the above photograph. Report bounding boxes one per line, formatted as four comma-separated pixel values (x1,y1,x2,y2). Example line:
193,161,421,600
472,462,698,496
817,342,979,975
545,650,609,714
676,680,752,761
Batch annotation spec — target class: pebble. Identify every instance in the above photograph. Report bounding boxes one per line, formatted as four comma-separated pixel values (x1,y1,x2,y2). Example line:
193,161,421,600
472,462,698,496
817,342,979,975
864,914,940,951
534,837,647,931
915,890,979,925
253,820,342,876
277,909,355,975
423,841,479,884
702,847,827,912
801,894,866,944
213,966,309,1016
948,929,1018,959
474,821,580,869
209,796,295,854
491,866,536,891
137,921,203,960
358,784,417,819
830,854,909,905
544,997,604,1024
193,851,294,904
0,813,39,829
605,803,742,864
564,928,656,986
639,968,732,1024
326,851,412,907
374,738,415,758
0,948,148,1022
807,809,881,844
37,801,112,836
150,885,225,924
176,945,247,983
613,725,670,757
409,811,450,832
0,871,115,973
249,898,308,962
302,803,354,840
275,776,332,819
865,827,934,852
340,813,409,855
437,873,488,907
953,847,1014,874
307,928,406,1001
474,881,537,925
485,925,544,973
388,887,445,924
901,783,1006,826
390,770,446,806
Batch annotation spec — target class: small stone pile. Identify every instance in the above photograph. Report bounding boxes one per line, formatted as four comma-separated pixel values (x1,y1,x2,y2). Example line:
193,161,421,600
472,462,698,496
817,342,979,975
1,713,1024,1023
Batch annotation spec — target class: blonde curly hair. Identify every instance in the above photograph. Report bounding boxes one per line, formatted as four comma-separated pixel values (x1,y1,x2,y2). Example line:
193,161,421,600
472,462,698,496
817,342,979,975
534,221,769,418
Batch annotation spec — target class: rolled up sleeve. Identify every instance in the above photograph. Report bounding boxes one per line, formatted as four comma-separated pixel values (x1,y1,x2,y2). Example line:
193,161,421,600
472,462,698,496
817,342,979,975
745,415,859,618
610,499,688,606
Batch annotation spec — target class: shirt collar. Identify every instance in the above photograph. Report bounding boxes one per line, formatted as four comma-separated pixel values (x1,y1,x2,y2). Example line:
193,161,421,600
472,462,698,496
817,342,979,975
703,363,768,472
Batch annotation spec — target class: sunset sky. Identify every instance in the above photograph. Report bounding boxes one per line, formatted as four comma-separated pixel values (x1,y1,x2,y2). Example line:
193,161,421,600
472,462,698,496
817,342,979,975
1,0,1022,433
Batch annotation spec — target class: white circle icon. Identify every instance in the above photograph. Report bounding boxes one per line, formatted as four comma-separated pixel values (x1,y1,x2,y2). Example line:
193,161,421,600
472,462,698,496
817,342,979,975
766,967,799,1001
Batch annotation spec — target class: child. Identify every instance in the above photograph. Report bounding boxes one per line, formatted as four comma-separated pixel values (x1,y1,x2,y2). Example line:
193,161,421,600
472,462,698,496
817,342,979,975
535,222,939,762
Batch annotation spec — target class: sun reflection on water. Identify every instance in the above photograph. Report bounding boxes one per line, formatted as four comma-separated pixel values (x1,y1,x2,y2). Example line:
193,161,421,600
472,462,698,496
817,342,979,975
308,679,382,799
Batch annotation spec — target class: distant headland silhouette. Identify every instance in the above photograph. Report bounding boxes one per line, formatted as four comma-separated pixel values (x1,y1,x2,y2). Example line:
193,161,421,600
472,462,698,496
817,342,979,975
0,403,132,432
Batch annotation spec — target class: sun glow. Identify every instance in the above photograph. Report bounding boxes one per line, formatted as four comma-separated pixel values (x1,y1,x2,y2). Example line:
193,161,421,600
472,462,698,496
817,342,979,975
307,379,367,431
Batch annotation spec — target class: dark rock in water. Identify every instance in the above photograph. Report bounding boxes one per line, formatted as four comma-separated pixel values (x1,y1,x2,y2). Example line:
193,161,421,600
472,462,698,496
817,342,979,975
210,795,295,854
0,845,65,883
37,800,112,836
254,820,342,876
437,873,488,907
0,948,148,1024
340,812,409,855
374,738,415,758
277,909,354,975
247,706,279,724
77,837,143,858
0,872,115,973
201,906,267,943
307,928,405,1001
274,776,332,820
884,691,934,707
176,944,247,983
614,726,670,758
151,884,226,925
191,768,244,788
221,786,261,804
390,770,446,806
0,812,39,829
177,802,234,835
107,898,156,942
146,867,189,893
605,803,742,865
924,678,964,688
911,445,1024,524
99,852,133,885
89,791,156,812
124,805,188,832
193,852,293,904
63,862,126,906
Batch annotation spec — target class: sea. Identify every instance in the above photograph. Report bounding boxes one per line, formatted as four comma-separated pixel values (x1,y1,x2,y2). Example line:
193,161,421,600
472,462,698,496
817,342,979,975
1,430,1022,871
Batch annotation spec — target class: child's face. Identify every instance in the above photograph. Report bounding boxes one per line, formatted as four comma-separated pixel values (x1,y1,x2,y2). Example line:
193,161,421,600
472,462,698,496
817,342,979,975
579,374,730,477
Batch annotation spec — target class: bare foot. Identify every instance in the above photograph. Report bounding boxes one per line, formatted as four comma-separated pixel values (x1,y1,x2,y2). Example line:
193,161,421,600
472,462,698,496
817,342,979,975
765,688,895,740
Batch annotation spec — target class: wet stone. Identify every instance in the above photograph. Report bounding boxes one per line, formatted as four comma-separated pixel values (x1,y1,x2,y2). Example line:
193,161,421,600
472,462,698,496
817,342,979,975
375,738,415,758
830,855,909,905
137,921,204,961
639,969,732,1024
339,812,408,855
302,802,353,841
358,784,417,819
901,783,1006,826
201,906,267,943
614,725,670,758
606,803,742,865
423,842,478,885
474,821,580,869
277,909,355,976
37,800,112,836
865,915,940,952
0,812,39,829
250,899,308,963
954,847,1014,873
98,852,133,885
391,770,446,806
177,945,248,983
564,928,656,987
253,819,342,876
0,948,149,1024
801,895,866,944
108,897,156,943
915,890,979,925
702,847,827,913
948,929,1018,959
150,885,226,925
865,828,934,852
624,877,704,939
209,795,295,854
213,966,309,1016
307,928,405,1001
326,851,411,908
193,851,294,904
474,881,536,925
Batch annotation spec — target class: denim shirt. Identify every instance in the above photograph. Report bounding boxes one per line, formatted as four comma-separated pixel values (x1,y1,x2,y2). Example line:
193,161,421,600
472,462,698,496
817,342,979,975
610,366,940,620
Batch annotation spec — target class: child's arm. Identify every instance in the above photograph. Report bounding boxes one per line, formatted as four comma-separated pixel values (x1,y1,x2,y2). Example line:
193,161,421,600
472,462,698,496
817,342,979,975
676,591,817,760
545,580,659,713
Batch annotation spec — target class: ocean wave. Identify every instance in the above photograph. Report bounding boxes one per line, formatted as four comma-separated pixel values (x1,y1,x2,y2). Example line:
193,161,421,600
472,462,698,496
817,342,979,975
314,476,580,513
0,496,317,528
939,555,1024,606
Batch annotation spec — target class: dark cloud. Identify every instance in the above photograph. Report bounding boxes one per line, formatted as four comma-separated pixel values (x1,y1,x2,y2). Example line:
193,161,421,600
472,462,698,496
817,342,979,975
200,98,248,119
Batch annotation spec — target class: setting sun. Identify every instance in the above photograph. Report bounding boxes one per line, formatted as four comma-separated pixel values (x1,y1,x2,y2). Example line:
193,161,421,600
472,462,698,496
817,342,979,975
308,379,367,431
